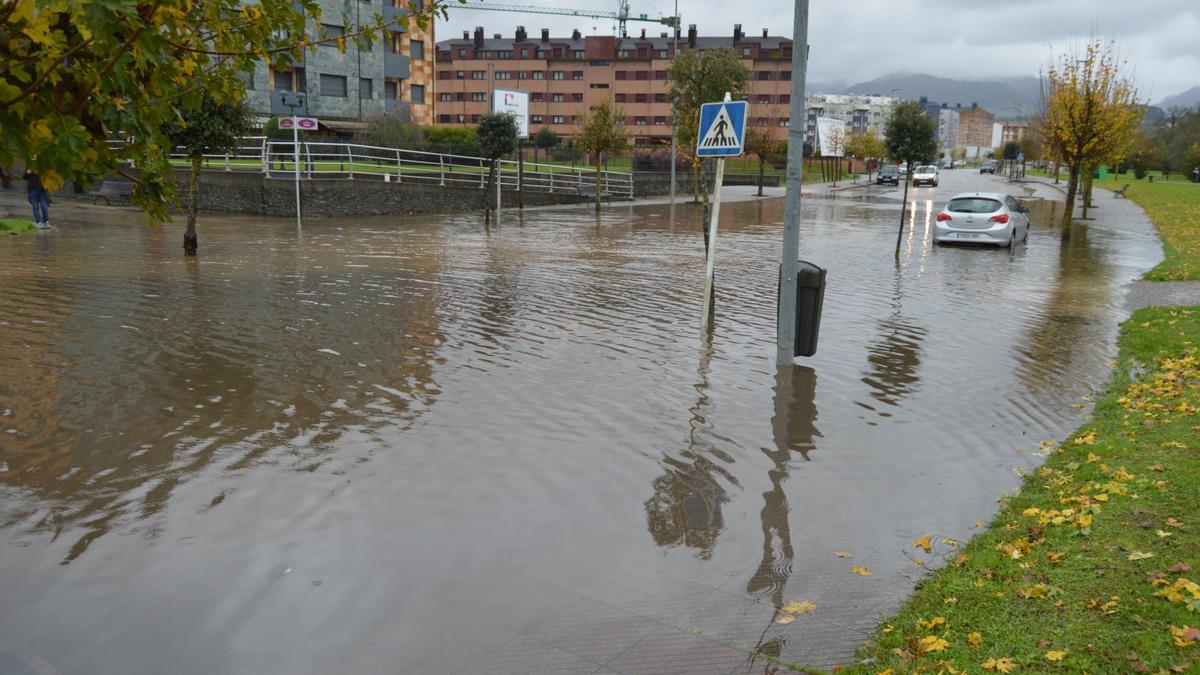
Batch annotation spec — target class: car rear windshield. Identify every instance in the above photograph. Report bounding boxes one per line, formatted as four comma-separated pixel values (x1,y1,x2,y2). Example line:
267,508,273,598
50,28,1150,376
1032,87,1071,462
916,166,936,173
947,197,1002,213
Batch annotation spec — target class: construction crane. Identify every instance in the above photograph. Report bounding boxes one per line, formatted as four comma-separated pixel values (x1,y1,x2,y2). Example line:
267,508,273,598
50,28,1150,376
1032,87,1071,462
448,0,679,38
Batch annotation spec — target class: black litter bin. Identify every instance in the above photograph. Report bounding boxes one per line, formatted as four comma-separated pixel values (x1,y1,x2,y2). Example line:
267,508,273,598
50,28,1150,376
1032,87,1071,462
779,261,826,357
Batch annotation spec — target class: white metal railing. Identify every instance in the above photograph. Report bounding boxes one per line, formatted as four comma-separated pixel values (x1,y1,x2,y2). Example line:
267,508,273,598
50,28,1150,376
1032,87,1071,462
106,136,634,199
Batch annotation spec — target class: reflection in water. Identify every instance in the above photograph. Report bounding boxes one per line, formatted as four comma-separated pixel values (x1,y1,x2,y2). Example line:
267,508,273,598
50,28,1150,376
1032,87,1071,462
644,336,735,560
861,262,927,410
747,366,820,662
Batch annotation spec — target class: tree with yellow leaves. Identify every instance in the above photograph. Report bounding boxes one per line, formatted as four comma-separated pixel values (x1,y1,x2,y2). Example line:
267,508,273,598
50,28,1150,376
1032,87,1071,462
1039,39,1142,234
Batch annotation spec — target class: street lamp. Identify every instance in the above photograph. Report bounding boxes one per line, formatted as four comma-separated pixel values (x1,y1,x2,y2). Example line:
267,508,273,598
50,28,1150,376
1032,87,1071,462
280,91,306,230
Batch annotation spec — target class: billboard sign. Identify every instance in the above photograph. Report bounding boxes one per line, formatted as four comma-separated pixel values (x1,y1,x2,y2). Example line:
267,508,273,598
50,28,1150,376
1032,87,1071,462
493,88,530,139
279,116,319,131
815,117,847,157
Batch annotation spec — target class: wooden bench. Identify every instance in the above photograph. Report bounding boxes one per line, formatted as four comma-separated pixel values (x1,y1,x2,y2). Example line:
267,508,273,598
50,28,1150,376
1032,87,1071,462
1113,183,1130,199
577,183,612,204
91,179,135,205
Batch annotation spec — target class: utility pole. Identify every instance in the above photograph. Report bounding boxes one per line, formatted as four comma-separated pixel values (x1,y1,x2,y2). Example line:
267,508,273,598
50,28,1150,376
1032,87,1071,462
776,0,809,365
669,2,679,206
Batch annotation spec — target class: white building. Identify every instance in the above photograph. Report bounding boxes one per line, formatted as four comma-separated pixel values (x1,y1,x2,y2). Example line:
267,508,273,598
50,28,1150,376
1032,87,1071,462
937,108,959,156
803,94,897,148
990,123,1004,150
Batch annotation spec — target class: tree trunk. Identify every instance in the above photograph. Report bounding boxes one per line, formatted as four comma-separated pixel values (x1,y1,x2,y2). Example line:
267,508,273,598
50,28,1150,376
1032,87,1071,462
184,154,201,256
757,158,764,196
1062,166,1079,238
594,161,602,212
485,159,497,212
895,166,911,253
691,160,701,204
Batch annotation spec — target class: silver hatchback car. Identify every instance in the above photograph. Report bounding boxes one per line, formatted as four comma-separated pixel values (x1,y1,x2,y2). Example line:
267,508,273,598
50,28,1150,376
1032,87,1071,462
934,192,1030,247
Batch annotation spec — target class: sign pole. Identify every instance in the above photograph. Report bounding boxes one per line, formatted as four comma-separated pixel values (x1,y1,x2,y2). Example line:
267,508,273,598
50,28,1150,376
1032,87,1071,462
700,92,733,329
777,0,809,365
292,116,302,230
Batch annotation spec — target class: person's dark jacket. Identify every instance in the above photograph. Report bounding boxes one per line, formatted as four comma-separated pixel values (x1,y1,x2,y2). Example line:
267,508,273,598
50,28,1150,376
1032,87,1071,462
23,169,44,193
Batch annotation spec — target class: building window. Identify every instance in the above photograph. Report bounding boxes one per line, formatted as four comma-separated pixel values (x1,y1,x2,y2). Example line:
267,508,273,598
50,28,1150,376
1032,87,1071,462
757,95,771,104
498,50,513,58
657,50,667,57
321,24,345,43
472,92,487,102
456,114,466,123
518,71,528,79
552,115,565,124
757,71,773,80
455,92,464,101
634,93,648,103
478,51,491,59
438,70,452,80
319,74,347,97
634,116,647,126
495,71,512,80
273,67,306,92
243,71,255,90
634,71,648,81
779,94,790,104
456,70,465,79
572,71,583,80
439,114,452,123
359,78,373,99
618,50,631,58
532,114,544,123
778,118,789,127
614,94,627,102
780,71,791,81
439,92,452,102
458,48,466,57
520,48,528,57
410,84,425,105
588,83,609,89
471,70,486,80
654,116,666,125
531,93,544,102
532,71,545,80
571,93,583,102
655,70,667,80
574,50,585,59
654,93,667,103
615,71,627,80
551,93,564,102
551,71,565,80
410,40,424,60
741,47,751,57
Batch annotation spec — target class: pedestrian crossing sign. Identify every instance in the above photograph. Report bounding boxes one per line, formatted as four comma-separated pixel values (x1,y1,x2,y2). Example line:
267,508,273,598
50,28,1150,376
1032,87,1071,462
696,100,748,157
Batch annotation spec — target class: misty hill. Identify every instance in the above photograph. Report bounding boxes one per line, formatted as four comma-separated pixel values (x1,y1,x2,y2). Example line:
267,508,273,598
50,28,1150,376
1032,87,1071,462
1158,86,1200,110
837,73,1042,119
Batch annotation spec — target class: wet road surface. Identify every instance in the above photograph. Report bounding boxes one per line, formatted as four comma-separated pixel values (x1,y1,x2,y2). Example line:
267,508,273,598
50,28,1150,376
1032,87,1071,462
0,171,1162,673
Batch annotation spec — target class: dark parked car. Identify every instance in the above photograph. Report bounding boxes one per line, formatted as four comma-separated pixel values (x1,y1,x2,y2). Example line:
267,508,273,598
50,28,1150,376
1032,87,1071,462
979,161,997,174
876,163,900,185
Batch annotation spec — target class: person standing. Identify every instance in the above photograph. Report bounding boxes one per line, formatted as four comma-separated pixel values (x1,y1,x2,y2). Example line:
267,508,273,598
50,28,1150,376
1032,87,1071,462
23,157,50,228
1192,166,1200,184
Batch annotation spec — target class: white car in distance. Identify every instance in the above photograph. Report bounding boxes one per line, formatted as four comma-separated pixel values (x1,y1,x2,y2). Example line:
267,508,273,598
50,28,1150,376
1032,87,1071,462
934,192,1030,247
912,164,939,187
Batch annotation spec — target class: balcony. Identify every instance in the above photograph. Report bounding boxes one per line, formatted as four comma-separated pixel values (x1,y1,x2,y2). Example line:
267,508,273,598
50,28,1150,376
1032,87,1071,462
270,91,308,116
380,4,409,29
384,52,410,79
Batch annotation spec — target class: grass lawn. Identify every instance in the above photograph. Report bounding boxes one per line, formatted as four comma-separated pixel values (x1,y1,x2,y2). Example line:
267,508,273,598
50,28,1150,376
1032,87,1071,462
0,219,36,235
1122,181,1200,281
838,306,1200,674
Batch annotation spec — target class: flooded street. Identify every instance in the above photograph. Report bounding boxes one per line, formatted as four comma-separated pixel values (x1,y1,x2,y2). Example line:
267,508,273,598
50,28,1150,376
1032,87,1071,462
0,173,1162,673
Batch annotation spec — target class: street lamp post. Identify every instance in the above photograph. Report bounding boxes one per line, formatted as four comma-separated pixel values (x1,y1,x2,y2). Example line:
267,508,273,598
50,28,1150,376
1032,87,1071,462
777,0,809,365
669,3,679,206
281,92,306,230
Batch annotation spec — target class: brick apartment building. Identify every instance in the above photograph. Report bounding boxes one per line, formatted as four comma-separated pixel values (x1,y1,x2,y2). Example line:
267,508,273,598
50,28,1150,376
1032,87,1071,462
243,0,436,130
433,24,795,144
957,103,995,151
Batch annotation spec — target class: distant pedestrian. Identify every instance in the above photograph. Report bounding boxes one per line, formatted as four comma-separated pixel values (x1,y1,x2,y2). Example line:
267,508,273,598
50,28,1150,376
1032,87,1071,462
1192,166,1200,184
23,157,50,228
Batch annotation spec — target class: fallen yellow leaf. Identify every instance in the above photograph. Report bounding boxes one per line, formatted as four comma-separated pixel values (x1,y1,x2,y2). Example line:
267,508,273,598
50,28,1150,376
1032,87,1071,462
982,656,1017,672
852,565,871,576
1045,650,1067,661
1129,551,1155,561
917,635,949,653
775,614,795,625
968,632,983,647
914,535,933,553
835,551,853,558
782,599,816,615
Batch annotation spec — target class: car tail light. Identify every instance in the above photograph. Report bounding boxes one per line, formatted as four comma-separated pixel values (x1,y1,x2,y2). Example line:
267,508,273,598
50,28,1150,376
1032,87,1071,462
989,213,1010,224
936,212,952,222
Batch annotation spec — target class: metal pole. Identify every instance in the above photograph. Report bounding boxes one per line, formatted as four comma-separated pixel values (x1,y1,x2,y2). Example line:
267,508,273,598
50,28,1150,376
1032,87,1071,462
700,92,732,329
776,0,809,365
669,4,679,206
292,116,301,230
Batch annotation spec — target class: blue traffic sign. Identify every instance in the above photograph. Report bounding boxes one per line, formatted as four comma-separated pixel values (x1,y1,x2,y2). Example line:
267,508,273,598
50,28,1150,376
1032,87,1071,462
696,100,748,157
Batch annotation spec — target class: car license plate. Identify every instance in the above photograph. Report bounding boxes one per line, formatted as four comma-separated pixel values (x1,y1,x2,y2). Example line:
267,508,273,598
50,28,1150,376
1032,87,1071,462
957,232,982,239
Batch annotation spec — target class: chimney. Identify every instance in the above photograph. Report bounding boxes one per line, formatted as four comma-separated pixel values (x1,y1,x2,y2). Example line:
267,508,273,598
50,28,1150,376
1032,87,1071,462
687,24,696,48
571,28,581,40
733,24,743,42
462,30,469,40
473,26,484,49
541,28,549,42
515,26,526,42
493,33,501,39
972,102,978,109
640,28,646,38
762,28,768,38
660,32,667,38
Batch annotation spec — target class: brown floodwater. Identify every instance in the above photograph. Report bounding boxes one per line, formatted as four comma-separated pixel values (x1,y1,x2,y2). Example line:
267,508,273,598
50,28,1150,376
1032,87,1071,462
0,177,1162,674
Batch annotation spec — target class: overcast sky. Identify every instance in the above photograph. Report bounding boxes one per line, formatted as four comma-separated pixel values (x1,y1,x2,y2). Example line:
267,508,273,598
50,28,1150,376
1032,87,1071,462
440,0,1200,102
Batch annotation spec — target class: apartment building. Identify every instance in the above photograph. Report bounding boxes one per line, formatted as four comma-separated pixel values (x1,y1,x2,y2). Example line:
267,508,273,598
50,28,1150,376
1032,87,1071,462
242,0,435,129
433,24,795,144
802,94,896,148
957,103,995,150
1000,121,1031,147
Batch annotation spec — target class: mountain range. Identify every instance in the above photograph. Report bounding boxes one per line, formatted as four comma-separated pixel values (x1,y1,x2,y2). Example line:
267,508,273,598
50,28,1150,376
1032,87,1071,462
1157,86,1200,110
